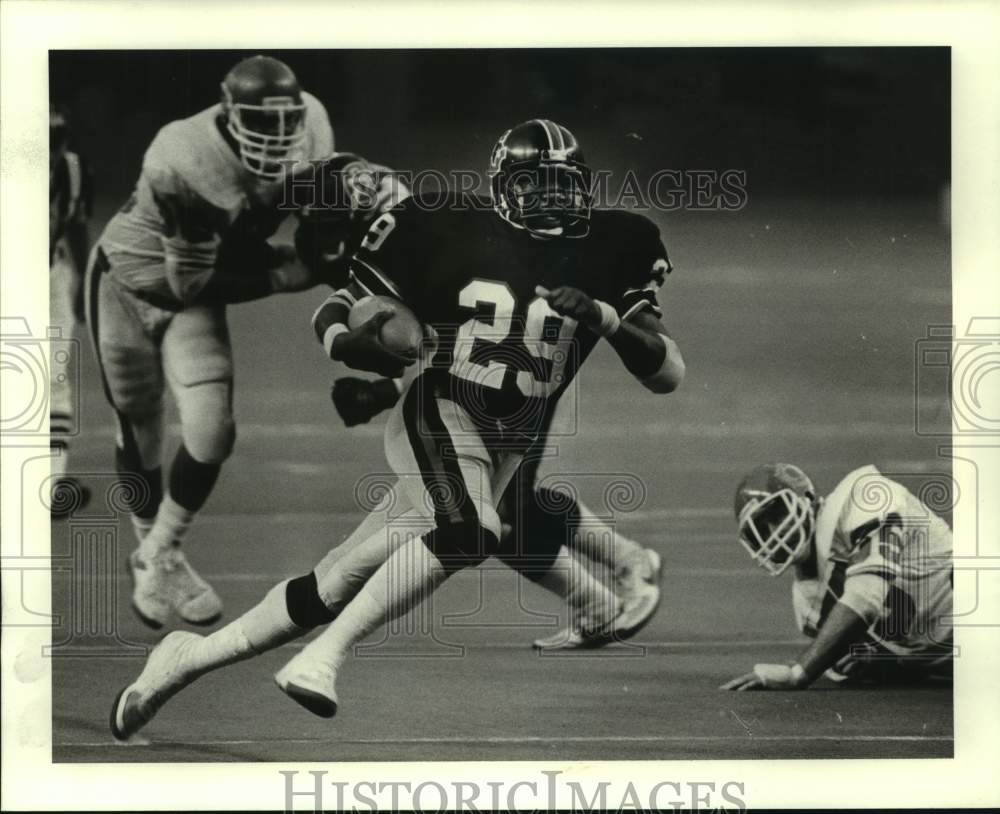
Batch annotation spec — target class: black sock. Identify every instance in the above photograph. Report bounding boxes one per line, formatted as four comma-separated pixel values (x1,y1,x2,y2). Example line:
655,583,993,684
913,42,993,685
115,445,162,519
168,444,222,513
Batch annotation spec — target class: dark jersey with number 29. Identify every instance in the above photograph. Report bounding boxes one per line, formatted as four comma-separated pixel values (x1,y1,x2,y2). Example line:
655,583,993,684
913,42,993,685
350,192,671,438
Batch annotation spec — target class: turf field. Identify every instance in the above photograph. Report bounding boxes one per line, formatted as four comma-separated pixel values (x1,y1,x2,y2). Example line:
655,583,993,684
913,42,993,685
50,196,953,761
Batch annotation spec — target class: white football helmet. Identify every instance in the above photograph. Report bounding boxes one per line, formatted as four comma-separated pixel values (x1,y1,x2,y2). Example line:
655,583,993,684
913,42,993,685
220,55,307,181
733,463,818,575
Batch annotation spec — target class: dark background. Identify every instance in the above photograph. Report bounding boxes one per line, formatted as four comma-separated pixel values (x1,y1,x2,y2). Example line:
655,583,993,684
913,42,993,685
51,48,949,204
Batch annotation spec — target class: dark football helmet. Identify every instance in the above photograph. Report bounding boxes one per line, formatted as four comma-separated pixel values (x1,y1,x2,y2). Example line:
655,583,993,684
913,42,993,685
733,463,818,575
488,119,593,238
220,55,307,181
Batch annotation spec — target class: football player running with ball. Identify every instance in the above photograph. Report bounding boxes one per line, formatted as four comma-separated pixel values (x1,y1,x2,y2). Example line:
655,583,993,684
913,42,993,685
279,118,686,713
110,119,684,737
722,463,953,691
87,55,402,629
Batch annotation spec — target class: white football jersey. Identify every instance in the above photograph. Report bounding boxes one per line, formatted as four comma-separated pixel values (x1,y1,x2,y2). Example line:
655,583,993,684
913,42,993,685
792,465,952,659
99,92,334,304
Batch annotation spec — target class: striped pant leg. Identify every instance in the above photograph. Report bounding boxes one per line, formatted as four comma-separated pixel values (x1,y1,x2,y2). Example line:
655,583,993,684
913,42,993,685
83,249,165,516
383,378,521,573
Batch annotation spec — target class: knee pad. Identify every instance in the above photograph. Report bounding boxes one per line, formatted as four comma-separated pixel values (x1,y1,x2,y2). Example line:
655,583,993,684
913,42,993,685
425,516,501,574
285,572,337,629
497,487,578,583
178,382,236,464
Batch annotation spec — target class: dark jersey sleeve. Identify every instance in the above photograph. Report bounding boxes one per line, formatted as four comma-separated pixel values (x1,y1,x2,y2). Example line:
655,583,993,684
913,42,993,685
612,214,672,320
293,154,399,290
348,198,432,306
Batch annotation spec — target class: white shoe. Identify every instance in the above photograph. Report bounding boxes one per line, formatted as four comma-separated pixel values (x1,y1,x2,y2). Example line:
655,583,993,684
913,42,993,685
532,626,588,651
532,600,624,651
127,549,172,628
533,548,663,651
127,547,223,629
109,630,201,740
275,652,339,718
533,580,662,651
614,546,662,599
612,581,661,640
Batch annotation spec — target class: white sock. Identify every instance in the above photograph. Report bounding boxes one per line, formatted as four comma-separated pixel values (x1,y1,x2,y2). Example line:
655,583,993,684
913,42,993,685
303,535,447,672
186,580,304,675
538,546,620,627
50,443,68,482
571,499,643,575
141,493,193,557
130,515,156,543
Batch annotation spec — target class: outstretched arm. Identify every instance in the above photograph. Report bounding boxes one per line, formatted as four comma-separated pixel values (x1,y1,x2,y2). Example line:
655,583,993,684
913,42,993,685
721,572,884,691
535,285,685,393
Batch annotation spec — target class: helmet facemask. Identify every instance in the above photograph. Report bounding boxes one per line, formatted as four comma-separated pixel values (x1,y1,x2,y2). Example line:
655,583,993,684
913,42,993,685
493,158,593,239
222,85,307,182
736,488,815,576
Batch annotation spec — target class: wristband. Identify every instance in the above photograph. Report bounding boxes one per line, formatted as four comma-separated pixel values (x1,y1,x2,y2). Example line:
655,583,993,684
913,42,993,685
594,300,621,337
323,323,349,359
789,663,807,687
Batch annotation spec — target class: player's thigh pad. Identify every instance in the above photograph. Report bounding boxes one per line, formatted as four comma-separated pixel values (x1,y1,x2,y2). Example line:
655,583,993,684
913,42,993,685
161,304,236,463
88,269,165,419
385,384,504,568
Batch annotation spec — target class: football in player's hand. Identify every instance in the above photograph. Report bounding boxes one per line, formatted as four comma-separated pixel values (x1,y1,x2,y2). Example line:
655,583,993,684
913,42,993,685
348,294,424,360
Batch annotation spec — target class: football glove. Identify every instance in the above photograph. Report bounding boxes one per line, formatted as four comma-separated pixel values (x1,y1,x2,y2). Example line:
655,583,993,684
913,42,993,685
331,377,400,427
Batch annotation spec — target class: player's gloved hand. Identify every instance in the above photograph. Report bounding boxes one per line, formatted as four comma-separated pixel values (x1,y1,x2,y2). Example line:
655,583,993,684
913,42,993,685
268,244,317,293
331,377,400,427
331,309,415,378
535,285,602,331
719,662,808,691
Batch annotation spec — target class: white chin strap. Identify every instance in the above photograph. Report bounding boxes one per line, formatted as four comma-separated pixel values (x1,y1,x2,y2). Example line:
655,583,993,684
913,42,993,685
737,489,814,576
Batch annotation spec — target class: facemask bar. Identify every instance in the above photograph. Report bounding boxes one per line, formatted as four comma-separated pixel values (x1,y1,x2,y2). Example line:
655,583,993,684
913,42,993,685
494,160,593,238
222,86,307,181
737,488,814,576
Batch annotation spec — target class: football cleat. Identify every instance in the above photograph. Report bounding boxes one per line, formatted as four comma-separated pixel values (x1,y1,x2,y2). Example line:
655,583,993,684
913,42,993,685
614,547,662,600
611,580,662,640
127,547,223,629
533,581,661,651
274,653,339,718
109,630,201,740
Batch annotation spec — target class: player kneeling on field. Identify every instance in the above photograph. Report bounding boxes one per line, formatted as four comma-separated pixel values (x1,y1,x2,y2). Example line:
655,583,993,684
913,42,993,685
721,463,953,691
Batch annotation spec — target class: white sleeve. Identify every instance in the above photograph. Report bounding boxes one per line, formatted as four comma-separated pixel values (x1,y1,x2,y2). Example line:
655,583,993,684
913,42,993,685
840,572,890,624
304,92,335,159
142,163,221,302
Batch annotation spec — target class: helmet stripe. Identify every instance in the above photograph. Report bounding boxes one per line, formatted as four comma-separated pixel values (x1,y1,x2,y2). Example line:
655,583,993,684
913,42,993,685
550,120,566,150
530,118,555,150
